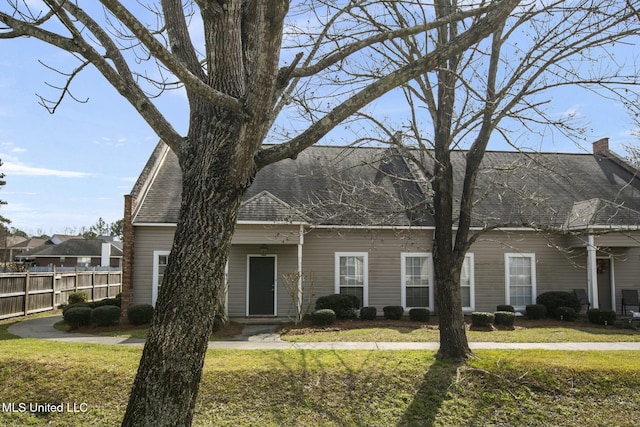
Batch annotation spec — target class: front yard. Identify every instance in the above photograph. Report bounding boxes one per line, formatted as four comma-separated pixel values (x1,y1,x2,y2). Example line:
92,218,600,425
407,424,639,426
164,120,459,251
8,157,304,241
51,311,640,343
2,315,640,426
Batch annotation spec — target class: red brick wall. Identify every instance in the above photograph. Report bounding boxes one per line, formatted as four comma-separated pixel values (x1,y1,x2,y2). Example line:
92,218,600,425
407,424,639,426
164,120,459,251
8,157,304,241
121,194,136,320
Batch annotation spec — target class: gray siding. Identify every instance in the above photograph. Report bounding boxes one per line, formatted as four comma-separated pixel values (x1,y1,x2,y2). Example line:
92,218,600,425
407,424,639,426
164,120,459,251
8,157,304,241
132,224,640,316
231,224,301,245
132,226,176,305
470,231,588,312
301,228,432,312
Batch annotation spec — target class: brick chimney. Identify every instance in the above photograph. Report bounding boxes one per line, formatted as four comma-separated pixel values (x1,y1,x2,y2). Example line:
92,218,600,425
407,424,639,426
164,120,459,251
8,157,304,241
592,137,610,154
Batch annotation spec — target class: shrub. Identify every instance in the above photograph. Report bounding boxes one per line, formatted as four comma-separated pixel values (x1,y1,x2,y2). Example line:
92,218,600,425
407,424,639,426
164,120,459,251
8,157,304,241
359,306,377,321
526,304,547,319
536,291,582,316
62,302,91,315
556,306,578,321
89,298,121,309
471,312,494,327
494,311,516,327
383,306,405,320
91,305,121,327
311,309,336,326
127,304,154,325
63,307,92,330
587,309,617,325
315,294,360,319
496,304,515,313
212,314,225,332
68,291,89,305
409,308,430,322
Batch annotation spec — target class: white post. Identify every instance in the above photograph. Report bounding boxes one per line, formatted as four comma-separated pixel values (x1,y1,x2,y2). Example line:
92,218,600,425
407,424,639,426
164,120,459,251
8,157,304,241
101,243,111,267
587,234,599,309
297,225,304,321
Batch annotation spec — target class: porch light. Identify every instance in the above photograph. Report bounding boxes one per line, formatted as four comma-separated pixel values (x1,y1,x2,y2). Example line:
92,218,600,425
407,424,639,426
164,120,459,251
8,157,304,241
260,245,268,256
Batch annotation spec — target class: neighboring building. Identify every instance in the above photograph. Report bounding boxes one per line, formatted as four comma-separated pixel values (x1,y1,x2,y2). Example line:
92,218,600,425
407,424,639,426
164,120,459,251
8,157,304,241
15,238,122,269
0,235,30,262
122,138,640,317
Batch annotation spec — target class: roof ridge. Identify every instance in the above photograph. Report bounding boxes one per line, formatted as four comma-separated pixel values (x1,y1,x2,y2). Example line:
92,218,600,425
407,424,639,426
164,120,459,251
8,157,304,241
131,141,172,223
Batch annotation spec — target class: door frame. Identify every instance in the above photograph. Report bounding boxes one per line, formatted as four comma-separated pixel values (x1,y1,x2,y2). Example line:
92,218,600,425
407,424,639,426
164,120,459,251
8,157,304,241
246,254,277,316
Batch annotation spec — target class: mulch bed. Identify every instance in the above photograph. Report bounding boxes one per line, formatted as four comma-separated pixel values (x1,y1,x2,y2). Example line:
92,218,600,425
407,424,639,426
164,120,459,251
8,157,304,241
279,315,602,336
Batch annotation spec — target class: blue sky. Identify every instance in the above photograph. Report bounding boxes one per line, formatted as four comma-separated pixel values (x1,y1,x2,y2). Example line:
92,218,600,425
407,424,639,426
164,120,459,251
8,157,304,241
1,6,638,236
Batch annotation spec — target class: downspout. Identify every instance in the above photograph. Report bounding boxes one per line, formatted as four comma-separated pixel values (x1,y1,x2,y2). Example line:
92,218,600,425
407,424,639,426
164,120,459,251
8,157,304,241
587,233,599,309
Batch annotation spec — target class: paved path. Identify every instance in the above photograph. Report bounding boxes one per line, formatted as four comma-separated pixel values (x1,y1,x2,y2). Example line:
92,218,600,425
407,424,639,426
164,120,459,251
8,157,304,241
8,315,640,351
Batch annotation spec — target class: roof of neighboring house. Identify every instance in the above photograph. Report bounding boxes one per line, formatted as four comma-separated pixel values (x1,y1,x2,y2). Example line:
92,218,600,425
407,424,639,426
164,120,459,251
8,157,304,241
130,140,640,230
8,237,46,250
15,239,123,259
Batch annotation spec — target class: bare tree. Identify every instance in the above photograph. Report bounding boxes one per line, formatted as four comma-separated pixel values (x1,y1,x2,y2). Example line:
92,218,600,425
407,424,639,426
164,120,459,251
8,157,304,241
1,1,519,425
281,270,315,325
346,0,640,360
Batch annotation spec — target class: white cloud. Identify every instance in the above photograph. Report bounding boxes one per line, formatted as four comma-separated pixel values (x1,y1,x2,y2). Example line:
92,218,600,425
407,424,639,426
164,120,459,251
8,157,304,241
11,147,26,153
2,161,93,178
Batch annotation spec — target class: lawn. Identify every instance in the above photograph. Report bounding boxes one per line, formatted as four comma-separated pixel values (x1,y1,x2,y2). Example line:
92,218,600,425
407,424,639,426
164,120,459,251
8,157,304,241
1,315,640,426
280,316,640,343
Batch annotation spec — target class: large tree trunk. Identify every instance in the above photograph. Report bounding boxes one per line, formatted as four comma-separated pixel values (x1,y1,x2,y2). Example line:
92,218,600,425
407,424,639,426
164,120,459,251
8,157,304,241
432,154,473,361
122,119,256,426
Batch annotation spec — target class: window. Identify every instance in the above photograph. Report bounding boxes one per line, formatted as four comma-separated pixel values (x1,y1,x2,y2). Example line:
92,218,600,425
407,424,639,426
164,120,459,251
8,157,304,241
152,251,170,306
335,253,368,306
76,257,91,268
460,254,475,311
505,253,536,308
401,253,433,309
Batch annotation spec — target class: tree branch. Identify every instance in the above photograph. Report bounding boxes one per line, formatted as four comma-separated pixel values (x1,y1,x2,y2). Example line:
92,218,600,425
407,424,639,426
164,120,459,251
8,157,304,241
99,0,244,115
256,0,520,169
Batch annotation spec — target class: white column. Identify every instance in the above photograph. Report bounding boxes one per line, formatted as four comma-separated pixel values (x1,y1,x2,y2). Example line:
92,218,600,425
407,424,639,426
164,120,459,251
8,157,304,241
587,234,599,309
297,225,304,316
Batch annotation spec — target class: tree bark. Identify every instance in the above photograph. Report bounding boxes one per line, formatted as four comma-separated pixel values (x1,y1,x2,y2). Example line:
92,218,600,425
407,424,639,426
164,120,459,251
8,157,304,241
122,121,254,426
432,147,473,361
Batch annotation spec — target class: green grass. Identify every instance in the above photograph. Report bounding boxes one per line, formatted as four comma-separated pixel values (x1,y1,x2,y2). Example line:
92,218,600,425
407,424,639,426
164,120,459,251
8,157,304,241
2,315,640,426
282,323,640,343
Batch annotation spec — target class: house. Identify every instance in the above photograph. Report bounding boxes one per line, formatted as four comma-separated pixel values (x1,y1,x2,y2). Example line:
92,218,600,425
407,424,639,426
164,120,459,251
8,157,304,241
15,237,123,269
121,138,640,318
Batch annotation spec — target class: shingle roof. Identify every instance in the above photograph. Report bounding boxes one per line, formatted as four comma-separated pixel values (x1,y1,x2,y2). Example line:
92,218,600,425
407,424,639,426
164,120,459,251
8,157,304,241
16,239,123,258
131,142,640,229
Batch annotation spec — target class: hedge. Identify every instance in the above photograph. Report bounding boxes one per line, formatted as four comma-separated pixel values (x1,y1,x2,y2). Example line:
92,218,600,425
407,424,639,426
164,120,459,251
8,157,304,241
471,312,494,327
526,304,547,319
127,304,155,325
315,294,360,319
383,306,404,320
587,308,616,325
556,306,578,322
409,308,430,322
311,309,336,326
537,291,581,316
359,307,377,321
63,307,92,330
494,311,515,327
91,305,121,327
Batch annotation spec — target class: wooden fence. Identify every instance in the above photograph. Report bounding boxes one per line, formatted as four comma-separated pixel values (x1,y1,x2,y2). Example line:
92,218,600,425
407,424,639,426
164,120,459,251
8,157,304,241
0,270,122,320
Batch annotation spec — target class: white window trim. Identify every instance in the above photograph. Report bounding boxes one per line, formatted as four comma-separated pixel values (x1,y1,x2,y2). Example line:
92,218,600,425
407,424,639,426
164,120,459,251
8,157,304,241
334,252,368,307
152,250,171,306
400,253,434,311
504,253,537,310
461,253,475,312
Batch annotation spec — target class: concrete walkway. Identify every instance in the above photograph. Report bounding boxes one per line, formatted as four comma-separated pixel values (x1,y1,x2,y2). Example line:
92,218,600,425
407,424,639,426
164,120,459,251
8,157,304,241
8,315,640,351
